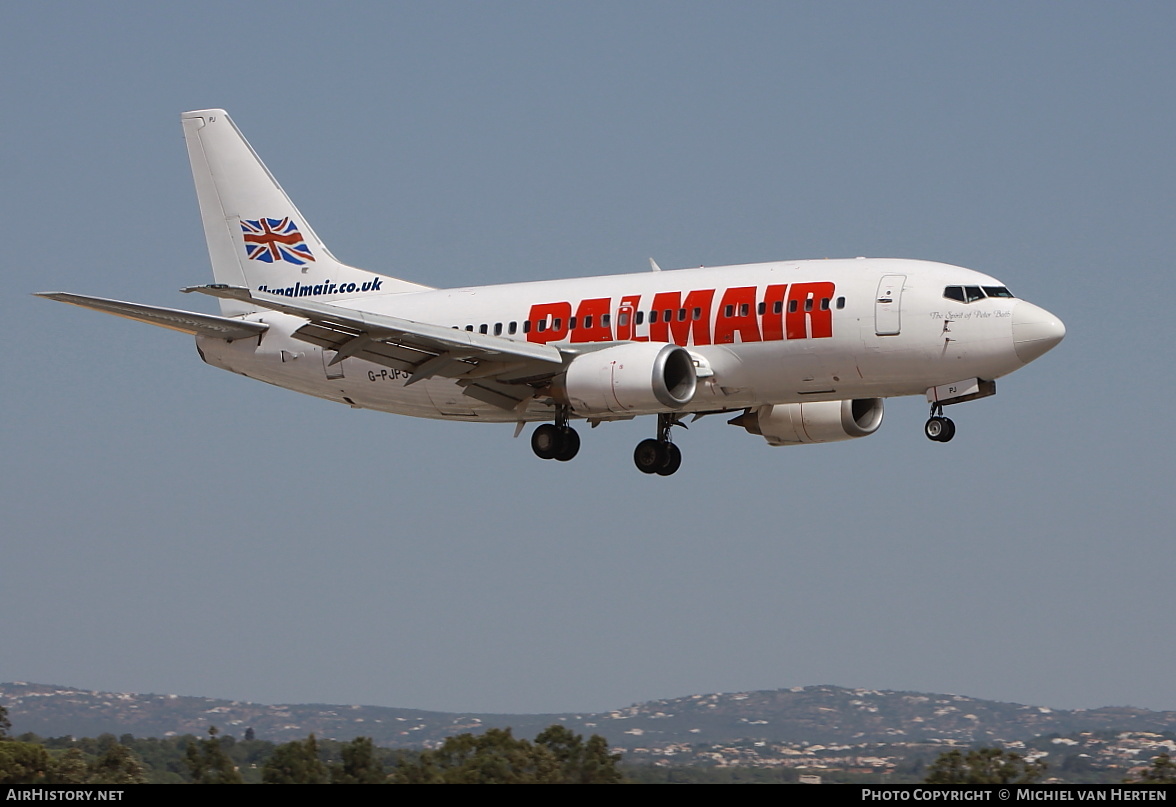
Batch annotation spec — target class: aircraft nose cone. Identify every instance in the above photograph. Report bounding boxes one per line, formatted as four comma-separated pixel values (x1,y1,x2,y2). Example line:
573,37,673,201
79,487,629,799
1012,301,1066,363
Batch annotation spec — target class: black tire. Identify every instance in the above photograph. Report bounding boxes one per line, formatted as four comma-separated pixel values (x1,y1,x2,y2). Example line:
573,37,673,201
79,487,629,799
531,424,560,459
634,438,665,474
656,443,682,476
938,417,956,443
924,417,945,441
554,427,581,461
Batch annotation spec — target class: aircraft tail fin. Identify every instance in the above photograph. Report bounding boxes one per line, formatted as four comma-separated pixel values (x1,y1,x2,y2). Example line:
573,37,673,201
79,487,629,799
181,109,430,315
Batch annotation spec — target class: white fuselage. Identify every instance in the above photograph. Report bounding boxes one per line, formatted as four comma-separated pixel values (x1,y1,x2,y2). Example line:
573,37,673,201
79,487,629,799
39,109,1066,475
197,257,1041,423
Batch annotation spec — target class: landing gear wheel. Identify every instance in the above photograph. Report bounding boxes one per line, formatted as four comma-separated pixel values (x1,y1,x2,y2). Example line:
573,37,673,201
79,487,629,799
924,416,956,442
655,443,682,476
924,417,942,441
634,439,665,474
554,427,580,461
533,423,581,461
531,424,561,459
634,439,682,475
938,417,955,442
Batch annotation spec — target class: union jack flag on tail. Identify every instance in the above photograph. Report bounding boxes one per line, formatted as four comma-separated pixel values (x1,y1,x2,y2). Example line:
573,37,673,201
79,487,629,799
240,217,316,265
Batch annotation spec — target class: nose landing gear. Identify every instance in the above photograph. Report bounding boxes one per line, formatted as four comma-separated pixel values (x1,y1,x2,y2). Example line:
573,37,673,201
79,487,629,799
924,404,956,443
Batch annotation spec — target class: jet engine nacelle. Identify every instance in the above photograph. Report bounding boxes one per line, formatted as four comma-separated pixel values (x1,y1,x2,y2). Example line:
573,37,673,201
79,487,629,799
554,342,698,416
731,398,884,446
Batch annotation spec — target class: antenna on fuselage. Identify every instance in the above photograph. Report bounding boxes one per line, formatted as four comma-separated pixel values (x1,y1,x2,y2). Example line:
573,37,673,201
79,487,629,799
649,258,662,272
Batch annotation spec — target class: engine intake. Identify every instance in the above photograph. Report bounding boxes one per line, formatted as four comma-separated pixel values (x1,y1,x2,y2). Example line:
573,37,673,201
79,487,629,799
730,398,884,446
554,343,698,416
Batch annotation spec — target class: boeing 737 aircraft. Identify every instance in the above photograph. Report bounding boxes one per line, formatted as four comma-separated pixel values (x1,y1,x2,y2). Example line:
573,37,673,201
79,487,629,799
39,109,1065,475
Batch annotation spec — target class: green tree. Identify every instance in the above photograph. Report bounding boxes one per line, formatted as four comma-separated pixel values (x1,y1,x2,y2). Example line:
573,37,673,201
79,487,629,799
535,724,624,784
263,734,329,784
394,725,622,784
185,726,243,784
1131,753,1176,785
330,736,386,784
0,702,11,739
396,728,556,784
0,741,53,785
924,748,1046,785
89,743,148,784
49,749,90,784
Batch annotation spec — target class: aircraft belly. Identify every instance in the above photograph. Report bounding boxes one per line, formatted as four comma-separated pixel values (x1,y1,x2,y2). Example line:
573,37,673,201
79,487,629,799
709,338,854,402
424,381,479,417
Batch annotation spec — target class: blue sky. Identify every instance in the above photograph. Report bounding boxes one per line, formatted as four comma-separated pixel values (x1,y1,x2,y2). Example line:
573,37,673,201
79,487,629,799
3,2,1173,716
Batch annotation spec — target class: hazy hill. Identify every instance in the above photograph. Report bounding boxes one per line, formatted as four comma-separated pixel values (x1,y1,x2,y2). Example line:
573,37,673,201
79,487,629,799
3,682,1174,750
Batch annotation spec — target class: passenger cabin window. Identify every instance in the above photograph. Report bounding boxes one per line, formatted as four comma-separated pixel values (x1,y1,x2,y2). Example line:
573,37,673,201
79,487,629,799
479,324,488,334
836,297,846,309
509,322,517,335
494,323,502,335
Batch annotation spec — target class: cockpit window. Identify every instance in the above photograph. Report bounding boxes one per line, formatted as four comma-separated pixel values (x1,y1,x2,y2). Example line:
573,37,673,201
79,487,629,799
944,285,1016,303
983,286,1015,298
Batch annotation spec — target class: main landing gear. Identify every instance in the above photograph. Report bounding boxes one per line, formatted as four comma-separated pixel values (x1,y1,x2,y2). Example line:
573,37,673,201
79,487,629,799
531,408,580,462
531,411,686,475
634,413,683,476
924,404,956,443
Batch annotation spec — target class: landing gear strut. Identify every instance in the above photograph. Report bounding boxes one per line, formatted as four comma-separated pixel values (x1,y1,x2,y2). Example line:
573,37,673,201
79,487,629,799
924,403,956,443
531,407,580,462
634,413,683,476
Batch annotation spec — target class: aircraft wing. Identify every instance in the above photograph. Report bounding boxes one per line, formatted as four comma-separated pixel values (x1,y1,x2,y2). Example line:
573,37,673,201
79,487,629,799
36,292,269,341
184,284,567,410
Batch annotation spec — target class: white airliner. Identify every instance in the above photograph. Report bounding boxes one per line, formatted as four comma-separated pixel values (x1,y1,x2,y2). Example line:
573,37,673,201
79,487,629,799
39,109,1065,475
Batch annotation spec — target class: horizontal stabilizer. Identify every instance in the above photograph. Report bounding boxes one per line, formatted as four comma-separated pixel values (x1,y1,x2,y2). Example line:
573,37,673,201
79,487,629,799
36,292,268,341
